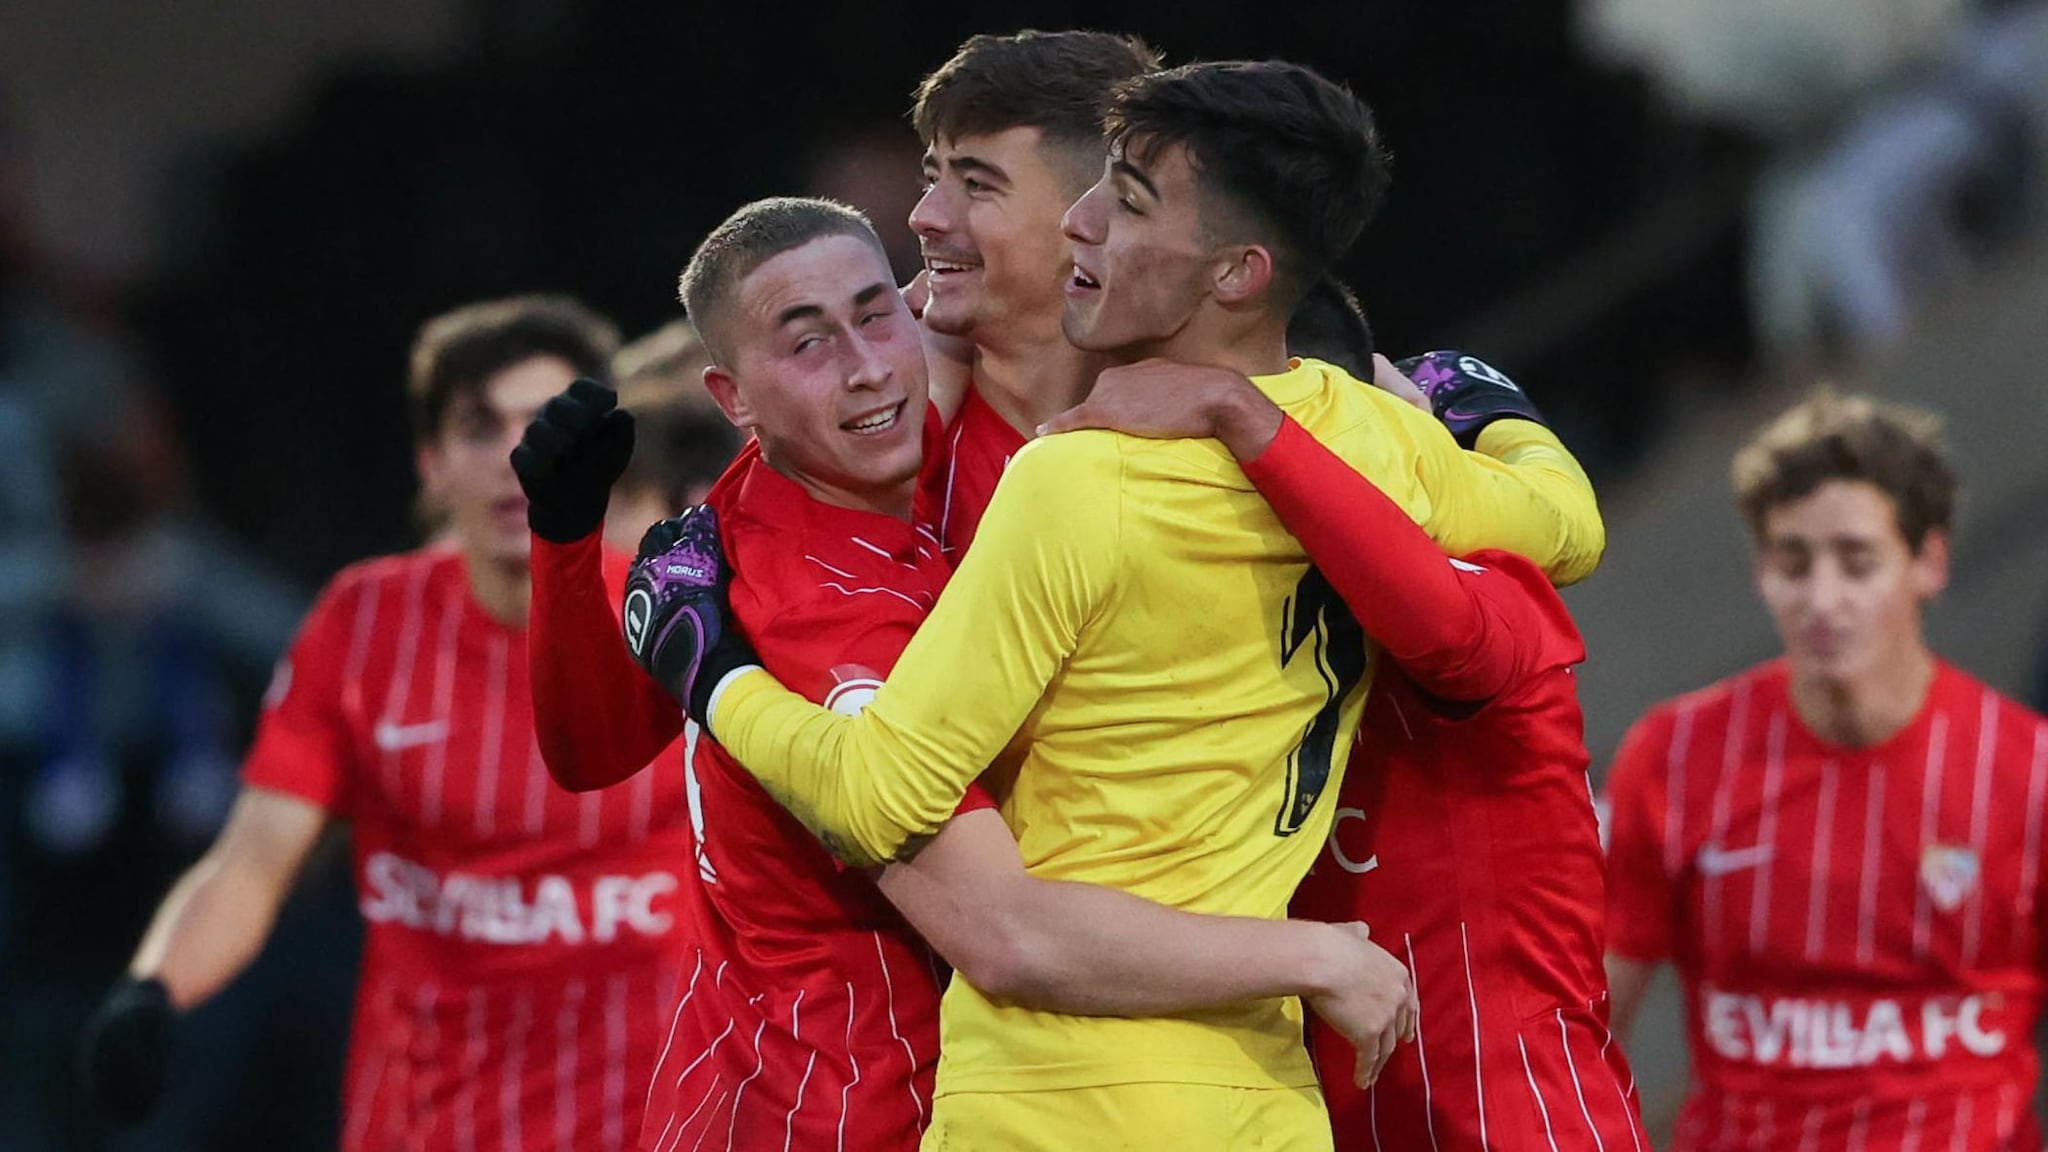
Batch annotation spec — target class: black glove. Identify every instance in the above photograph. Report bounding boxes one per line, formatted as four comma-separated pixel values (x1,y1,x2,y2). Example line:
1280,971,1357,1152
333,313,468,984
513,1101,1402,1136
80,975,175,1126
511,378,636,544
623,507,761,723
1395,350,1547,448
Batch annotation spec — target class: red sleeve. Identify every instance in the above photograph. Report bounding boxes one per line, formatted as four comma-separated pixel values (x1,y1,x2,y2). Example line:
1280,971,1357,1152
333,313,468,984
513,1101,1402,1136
1602,712,1678,962
1241,416,1530,701
528,531,684,790
242,571,364,815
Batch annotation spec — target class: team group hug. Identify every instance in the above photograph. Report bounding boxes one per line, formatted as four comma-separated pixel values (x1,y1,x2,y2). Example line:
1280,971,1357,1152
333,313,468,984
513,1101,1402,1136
76,27,2048,1152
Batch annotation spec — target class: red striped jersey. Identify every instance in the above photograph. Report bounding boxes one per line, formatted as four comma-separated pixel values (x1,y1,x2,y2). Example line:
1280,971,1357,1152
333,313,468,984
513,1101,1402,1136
1291,550,1646,1152
244,546,693,1152
913,382,1025,560
640,443,992,1152
1605,659,2048,1152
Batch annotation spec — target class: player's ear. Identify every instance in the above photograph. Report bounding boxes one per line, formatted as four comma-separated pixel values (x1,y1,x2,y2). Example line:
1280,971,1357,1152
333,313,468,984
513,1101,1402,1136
702,364,757,433
1212,243,1274,307
1909,526,1951,599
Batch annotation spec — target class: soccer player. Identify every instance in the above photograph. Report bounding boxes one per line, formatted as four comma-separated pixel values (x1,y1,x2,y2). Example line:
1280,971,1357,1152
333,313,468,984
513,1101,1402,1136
640,62,1606,1149
519,197,1416,1151
1045,350,1648,1150
906,29,1160,558
79,296,697,1151
1604,391,2048,1151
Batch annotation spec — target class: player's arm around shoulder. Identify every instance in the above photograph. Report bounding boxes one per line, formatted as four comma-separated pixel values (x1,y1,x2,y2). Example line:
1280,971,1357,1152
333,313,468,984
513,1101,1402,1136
711,438,1121,868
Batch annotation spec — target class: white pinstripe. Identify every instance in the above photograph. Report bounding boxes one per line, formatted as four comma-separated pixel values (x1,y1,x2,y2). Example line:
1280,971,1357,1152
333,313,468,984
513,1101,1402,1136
657,1020,734,1152
1402,934,1440,1152
1962,690,1998,964
378,562,431,796
645,956,704,1130
837,982,861,1152
817,581,926,610
343,569,387,686
804,555,859,580
663,1075,722,1152
1902,1096,1927,1152
689,1091,730,1152
1996,1082,2021,1143
1702,681,1751,942
723,1018,769,1151
1598,1023,1644,1152
1796,1104,1822,1152
1557,1011,1605,1152
1369,1082,1381,1152
1458,923,1487,1150
1848,1097,1870,1152
2016,728,2048,918
1663,705,1698,875
556,979,584,1152
1517,1036,1561,1152
475,630,507,838
524,740,547,838
782,991,814,1152
604,975,627,1152
873,932,927,1125
580,788,602,848
1947,1094,1974,1152
1858,763,1888,966
455,988,487,1152
847,536,905,564
1750,710,1787,954
1914,714,1952,959
1806,759,1839,961
1754,1100,1774,1151
502,990,532,1152
938,422,965,554
412,982,443,1149
630,754,654,843
421,587,461,827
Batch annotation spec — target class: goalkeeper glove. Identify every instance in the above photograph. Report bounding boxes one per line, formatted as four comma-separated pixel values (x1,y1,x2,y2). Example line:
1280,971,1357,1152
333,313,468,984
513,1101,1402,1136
80,975,175,1125
1395,350,1547,448
511,378,635,544
623,507,760,723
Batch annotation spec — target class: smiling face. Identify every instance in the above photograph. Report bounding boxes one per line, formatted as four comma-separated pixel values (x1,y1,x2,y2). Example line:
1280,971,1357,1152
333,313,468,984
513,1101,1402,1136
1754,479,1948,689
1060,137,1235,363
703,233,928,516
910,126,1085,348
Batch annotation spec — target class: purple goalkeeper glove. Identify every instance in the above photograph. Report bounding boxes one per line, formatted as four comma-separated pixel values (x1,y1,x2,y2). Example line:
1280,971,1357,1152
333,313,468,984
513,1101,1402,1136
1395,350,1547,448
622,507,760,723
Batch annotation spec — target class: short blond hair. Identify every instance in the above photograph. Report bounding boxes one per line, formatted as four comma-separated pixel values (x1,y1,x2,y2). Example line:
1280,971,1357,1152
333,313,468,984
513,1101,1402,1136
1733,389,1956,550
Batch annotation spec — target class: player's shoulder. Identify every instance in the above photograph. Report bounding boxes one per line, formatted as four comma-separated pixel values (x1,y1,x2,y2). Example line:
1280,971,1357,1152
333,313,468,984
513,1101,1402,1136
1617,662,1786,759
1931,660,2048,749
314,546,455,612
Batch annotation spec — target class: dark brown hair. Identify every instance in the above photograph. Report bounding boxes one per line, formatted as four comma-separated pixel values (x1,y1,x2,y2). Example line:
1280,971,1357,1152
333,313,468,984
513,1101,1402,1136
911,30,1160,151
407,295,617,441
1733,389,1957,550
1106,60,1392,310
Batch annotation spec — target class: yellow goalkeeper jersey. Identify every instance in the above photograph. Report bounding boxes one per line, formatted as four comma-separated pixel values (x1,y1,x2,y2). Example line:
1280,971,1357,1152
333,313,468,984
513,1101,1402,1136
711,357,1603,1095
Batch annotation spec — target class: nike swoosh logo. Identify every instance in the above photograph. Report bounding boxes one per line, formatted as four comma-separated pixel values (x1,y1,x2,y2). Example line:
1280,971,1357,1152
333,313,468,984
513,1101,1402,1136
1697,844,1775,877
375,720,450,753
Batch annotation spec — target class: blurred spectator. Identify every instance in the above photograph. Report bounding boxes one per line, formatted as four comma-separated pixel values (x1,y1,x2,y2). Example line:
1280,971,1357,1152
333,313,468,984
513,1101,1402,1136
1585,0,2047,358
604,320,744,551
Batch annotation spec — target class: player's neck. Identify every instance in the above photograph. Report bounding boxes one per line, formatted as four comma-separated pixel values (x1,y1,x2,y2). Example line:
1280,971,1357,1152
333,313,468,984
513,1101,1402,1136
1788,642,1938,748
790,471,915,523
466,552,531,628
1132,316,1291,381
970,324,1102,437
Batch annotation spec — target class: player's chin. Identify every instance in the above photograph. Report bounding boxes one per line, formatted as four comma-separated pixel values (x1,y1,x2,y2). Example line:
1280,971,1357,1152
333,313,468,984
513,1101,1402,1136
920,292,976,338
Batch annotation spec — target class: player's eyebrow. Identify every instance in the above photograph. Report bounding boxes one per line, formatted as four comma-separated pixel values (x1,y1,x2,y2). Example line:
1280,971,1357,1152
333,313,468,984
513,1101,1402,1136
1110,157,1159,202
852,282,890,308
774,302,826,329
947,154,1011,187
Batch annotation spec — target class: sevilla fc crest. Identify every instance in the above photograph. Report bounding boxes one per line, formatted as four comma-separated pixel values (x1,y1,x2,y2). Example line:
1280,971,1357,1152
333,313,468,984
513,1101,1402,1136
1919,845,1980,912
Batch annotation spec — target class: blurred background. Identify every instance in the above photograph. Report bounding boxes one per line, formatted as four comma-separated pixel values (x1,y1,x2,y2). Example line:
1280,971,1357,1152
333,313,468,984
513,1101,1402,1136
0,0,2044,1147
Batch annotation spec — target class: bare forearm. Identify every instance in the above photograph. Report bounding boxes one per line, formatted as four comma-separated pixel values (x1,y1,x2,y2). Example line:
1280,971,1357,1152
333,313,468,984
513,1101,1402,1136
989,879,1346,1015
1604,954,1656,1043
131,851,295,1010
